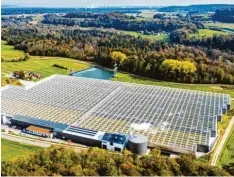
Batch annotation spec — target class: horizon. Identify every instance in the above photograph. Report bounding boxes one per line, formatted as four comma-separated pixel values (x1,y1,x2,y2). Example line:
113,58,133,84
2,0,234,8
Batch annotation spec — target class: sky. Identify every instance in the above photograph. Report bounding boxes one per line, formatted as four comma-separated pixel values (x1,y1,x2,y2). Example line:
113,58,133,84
2,0,234,7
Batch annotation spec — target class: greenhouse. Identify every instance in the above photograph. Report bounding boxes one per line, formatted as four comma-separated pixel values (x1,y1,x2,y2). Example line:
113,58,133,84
1,75,231,153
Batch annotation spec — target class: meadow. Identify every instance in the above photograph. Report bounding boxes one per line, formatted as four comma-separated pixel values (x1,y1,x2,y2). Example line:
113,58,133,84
1,138,41,161
205,23,234,30
1,41,25,61
2,56,91,79
190,29,228,39
119,30,169,41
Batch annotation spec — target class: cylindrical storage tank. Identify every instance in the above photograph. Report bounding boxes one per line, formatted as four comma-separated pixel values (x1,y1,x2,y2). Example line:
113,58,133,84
127,134,148,155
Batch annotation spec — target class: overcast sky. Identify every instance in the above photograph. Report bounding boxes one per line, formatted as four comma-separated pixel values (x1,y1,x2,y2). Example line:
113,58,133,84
2,0,234,7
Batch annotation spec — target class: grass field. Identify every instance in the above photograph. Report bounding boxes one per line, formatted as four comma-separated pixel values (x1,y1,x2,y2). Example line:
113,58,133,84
191,29,228,39
2,56,91,79
1,138,41,161
118,30,169,41
217,122,234,166
1,41,25,61
113,72,234,98
205,23,234,30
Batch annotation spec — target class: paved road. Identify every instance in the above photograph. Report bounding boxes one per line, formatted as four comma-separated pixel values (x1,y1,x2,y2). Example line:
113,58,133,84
211,116,234,166
1,133,87,152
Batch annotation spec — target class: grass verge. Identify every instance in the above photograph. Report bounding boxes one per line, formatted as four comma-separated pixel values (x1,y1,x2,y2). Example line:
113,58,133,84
217,117,234,166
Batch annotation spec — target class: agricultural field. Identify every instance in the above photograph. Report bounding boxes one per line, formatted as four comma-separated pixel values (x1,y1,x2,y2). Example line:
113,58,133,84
113,72,234,98
2,56,91,79
217,124,234,166
118,30,169,41
190,29,228,39
1,41,25,61
1,138,41,161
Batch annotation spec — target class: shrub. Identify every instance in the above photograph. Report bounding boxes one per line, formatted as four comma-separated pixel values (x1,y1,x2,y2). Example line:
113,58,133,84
53,64,68,70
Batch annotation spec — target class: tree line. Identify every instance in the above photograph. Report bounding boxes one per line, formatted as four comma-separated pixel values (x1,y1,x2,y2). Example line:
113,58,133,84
170,28,234,51
42,13,192,33
1,146,231,176
2,25,234,84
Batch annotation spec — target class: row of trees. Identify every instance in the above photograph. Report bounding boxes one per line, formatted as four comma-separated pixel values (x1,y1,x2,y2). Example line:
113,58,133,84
2,25,234,84
1,146,231,176
42,13,191,33
64,12,136,20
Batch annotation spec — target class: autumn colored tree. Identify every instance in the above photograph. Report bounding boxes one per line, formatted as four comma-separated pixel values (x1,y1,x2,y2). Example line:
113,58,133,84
111,51,127,64
1,146,230,176
160,59,197,82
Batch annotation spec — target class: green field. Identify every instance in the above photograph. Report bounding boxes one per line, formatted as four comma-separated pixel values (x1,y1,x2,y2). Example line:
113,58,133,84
1,41,25,61
2,56,91,79
112,72,234,98
218,125,234,166
191,29,228,39
32,15,44,21
1,138,41,161
118,30,169,41
205,23,234,30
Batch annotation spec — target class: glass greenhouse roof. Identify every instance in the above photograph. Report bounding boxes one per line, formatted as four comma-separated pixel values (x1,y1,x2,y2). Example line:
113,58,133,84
1,75,231,153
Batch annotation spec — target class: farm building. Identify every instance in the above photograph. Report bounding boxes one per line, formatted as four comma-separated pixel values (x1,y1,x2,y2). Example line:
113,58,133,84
1,74,231,155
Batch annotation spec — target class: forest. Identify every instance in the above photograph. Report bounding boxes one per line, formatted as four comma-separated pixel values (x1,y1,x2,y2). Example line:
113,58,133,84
1,146,232,176
2,24,234,84
42,13,190,33
213,8,234,23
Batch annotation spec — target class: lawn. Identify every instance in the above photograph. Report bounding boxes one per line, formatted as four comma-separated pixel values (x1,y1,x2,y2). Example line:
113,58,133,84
2,56,91,79
113,72,234,98
190,29,228,39
1,41,25,61
1,138,41,161
118,30,169,42
217,119,234,166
